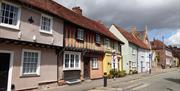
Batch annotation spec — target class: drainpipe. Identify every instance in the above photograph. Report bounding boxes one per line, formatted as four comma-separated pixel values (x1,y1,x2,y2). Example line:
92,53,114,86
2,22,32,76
137,48,139,72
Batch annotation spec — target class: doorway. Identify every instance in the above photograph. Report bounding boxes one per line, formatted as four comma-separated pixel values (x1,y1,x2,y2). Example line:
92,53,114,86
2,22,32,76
83,57,90,79
0,51,13,91
141,61,143,72
0,53,10,91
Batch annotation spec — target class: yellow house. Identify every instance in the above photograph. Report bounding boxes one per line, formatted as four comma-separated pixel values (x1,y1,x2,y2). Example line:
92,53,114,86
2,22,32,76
103,39,123,74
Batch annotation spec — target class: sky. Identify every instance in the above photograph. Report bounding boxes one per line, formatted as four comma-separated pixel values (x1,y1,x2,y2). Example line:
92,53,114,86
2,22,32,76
53,0,180,46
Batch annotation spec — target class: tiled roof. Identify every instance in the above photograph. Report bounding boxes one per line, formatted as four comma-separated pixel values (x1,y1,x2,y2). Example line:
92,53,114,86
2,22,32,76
150,39,166,50
113,25,150,49
18,0,121,42
134,31,145,40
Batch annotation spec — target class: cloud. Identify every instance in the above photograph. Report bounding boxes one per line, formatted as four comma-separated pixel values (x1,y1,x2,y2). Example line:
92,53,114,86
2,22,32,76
54,0,180,30
54,0,180,45
165,29,180,46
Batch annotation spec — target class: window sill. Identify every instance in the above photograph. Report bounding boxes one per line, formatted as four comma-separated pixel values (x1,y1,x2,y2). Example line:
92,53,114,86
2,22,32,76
39,30,53,35
63,68,81,71
92,68,99,70
76,38,84,41
20,74,40,78
0,23,20,30
95,42,101,45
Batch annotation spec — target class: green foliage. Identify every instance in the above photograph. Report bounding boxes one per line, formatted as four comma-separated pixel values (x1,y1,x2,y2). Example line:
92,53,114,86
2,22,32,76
132,70,138,74
108,69,127,78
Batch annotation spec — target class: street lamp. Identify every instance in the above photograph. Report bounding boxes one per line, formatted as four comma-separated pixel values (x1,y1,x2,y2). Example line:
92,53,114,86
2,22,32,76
112,50,116,79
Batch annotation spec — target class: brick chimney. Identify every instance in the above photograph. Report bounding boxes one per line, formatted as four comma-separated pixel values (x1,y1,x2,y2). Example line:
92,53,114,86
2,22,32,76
72,6,82,15
131,26,137,33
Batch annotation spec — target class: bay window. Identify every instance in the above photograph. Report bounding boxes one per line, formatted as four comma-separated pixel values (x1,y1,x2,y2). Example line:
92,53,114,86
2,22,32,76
63,51,81,70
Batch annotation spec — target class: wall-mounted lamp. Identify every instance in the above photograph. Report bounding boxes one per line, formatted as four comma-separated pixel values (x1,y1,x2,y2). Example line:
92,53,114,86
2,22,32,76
28,16,34,24
18,31,22,39
33,35,36,42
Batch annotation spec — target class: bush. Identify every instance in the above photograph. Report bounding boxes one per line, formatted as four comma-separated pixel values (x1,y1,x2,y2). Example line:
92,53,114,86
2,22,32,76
117,70,127,77
129,70,133,75
108,69,127,78
109,69,118,77
132,70,138,74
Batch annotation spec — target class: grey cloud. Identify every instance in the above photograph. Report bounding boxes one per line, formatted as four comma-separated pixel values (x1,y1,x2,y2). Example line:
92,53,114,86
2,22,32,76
54,0,180,31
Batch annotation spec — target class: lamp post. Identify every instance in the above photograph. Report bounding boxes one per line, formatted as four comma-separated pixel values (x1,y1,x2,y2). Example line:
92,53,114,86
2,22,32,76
112,50,116,79
149,53,152,74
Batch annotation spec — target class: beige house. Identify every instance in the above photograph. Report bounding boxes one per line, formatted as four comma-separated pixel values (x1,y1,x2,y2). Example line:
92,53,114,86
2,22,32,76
0,0,64,91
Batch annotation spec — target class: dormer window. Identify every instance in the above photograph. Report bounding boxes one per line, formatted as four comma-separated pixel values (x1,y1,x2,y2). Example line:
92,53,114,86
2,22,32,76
40,14,53,34
0,2,21,29
95,34,100,44
77,28,84,40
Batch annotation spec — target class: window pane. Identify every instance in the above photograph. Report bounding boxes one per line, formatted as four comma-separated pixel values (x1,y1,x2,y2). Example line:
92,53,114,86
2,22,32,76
70,55,74,68
22,51,39,74
92,58,98,69
65,54,69,68
41,16,51,32
75,55,79,67
0,3,18,25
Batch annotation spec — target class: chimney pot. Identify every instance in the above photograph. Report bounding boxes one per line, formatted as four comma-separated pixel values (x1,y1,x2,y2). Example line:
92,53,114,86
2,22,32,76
131,26,136,33
72,6,82,15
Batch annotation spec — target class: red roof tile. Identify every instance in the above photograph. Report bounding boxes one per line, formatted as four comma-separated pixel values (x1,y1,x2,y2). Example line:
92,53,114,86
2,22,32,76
151,39,167,49
18,0,121,42
113,25,150,49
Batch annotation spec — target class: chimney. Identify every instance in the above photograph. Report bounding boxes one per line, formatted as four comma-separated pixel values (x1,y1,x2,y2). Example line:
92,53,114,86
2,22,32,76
72,6,82,15
144,25,148,34
131,26,137,33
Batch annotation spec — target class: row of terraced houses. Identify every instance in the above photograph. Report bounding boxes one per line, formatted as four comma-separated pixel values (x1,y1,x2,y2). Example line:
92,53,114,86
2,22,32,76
0,0,176,91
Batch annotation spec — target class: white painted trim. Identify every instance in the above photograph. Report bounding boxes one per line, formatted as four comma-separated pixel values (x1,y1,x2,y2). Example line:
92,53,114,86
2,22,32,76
0,1,21,30
39,13,53,34
0,50,14,91
20,49,41,76
63,51,81,70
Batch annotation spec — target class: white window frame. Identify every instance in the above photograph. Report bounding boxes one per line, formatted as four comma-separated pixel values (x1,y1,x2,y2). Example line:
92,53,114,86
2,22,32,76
20,49,41,76
0,1,21,30
63,51,81,70
39,13,53,34
77,28,84,40
92,58,98,69
104,38,110,48
132,48,136,55
114,42,119,52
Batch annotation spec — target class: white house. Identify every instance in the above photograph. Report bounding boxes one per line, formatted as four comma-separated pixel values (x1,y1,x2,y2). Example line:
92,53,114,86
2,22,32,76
109,25,150,73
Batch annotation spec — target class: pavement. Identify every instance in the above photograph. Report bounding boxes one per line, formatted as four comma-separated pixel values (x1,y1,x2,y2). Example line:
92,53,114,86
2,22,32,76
42,67,179,91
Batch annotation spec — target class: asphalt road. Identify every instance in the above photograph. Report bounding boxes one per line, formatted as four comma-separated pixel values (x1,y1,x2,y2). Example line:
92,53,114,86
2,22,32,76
132,69,180,91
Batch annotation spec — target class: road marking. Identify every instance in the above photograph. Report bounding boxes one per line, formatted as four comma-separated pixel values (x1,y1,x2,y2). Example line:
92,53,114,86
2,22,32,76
132,83,149,90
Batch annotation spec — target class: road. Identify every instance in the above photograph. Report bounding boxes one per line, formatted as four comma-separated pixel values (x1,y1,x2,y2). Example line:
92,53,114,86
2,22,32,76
131,69,180,91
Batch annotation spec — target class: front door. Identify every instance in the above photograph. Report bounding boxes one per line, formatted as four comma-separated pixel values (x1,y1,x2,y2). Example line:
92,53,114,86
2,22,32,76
83,57,90,79
0,53,10,91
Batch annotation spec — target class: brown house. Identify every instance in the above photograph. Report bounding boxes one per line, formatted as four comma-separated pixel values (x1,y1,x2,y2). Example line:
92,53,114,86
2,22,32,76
61,7,124,83
151,39,173,68
0,0,123,91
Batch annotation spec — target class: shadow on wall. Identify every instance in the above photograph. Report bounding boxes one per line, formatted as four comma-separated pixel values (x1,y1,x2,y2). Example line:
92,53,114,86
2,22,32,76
164,78,180,84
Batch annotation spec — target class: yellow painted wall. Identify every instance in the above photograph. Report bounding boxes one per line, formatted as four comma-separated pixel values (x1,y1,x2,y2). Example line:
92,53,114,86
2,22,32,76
103,53,123,74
